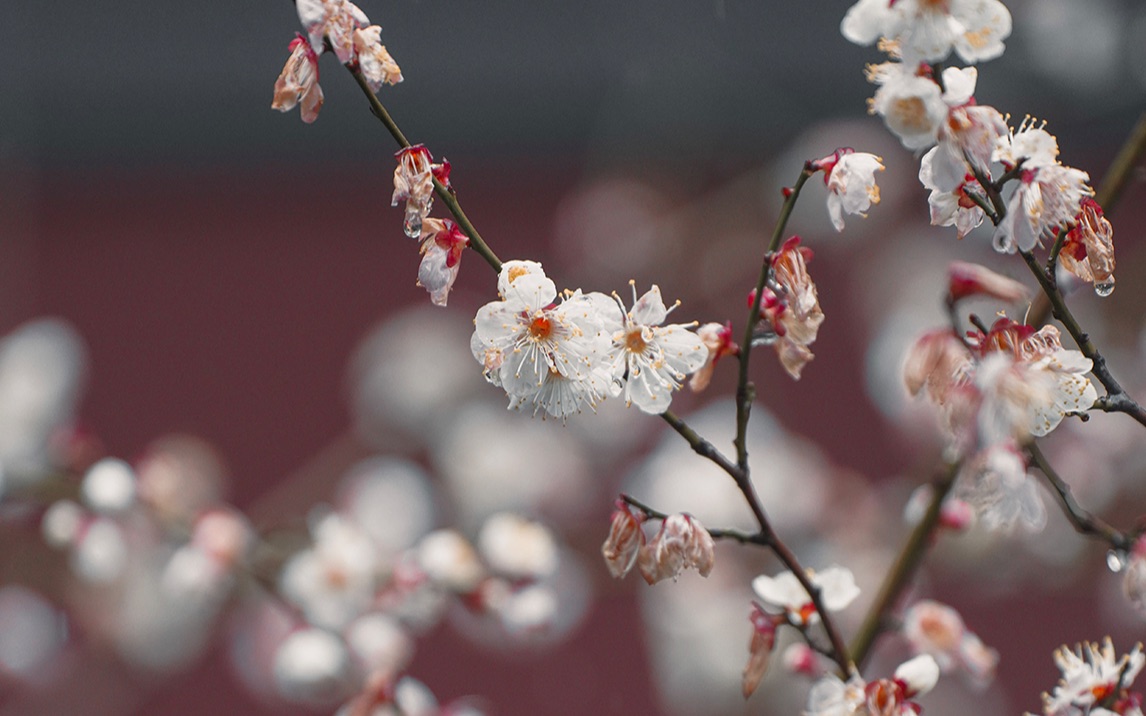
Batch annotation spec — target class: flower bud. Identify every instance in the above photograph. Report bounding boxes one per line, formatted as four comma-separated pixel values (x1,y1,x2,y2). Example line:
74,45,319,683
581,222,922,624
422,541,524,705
601,500,645,579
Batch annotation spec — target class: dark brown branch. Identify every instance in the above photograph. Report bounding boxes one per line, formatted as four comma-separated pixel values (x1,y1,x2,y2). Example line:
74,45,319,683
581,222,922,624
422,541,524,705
1027,443,1135,553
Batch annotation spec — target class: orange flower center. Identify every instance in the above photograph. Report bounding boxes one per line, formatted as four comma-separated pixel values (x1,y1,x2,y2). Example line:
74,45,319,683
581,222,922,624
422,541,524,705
529,315,553,339
624,328,647,353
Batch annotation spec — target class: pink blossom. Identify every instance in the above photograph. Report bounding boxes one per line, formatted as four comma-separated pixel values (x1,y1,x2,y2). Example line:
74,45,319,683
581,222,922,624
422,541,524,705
946,261,1031,304
742,604,779,698
417,218,468,307
272,36,324,124
1059,197,1116,296
812,148,885,231
753,237,824,380
392,145,451,239
354,26,403,91
296,0,369,64
601,500,646,579
689,321,738,392
637,513,715,585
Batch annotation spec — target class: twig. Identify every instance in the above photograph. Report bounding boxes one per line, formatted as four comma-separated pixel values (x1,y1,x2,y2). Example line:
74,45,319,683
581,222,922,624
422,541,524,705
848,460,960,669
1017,250,1146,427
620,494,767,546
1027,443,1135,553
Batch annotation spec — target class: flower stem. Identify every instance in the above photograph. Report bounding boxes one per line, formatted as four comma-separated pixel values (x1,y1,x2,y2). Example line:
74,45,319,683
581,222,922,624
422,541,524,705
848,460,960,669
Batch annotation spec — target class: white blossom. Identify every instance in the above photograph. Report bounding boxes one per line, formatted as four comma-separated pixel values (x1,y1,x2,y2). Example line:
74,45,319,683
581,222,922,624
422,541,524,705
1043,639,1144,716
751,565,859,625
597,283,708,414
471,262,611,419
842,0,1012,64
825,151,885,230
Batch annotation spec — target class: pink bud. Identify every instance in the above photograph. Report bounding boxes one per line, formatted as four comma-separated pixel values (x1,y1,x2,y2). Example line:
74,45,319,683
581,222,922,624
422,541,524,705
947,261,1031,304
742,604,777,698
601,500,645,579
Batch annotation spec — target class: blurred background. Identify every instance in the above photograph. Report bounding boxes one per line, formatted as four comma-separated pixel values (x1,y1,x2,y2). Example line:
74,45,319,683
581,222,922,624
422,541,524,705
2,0,1146,714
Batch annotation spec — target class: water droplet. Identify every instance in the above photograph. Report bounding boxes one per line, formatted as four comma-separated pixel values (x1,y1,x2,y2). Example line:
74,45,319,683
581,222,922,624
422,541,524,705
750,326,778,347
403,213,422,239
1094,281,1115,297
1107,549,1127,572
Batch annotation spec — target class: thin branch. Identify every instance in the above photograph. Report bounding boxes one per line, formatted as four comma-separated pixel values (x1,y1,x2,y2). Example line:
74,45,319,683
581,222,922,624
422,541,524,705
658,406,851,674
1095,111,1146,212
1027,443,1135,553
660,409,764,527
1017,249,1146,427
848,460,960,669
347,66,502,273
623,488,853,676
735,168,814,472
620,494,767,546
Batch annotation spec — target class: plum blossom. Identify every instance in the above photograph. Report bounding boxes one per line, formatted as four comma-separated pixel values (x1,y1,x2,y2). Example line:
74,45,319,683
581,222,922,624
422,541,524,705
908,318,1096,458
416,218,468,307
601,499,646,579
992,120,1094,254
806,655,939,716
867,63,950,151
272,36,324,124
741,604,779,698
354,26,403,91
812,148,885,230
906,318,1098,532
1059,197,1116,296
636,513,715,585
946,261,1031,304
280,513,379,631
296,0,369,64
1040,639,1144,716
902,599,998,688
751,565,859,626
970,319,1097,439
597,283,708,414
392,145,452,239
476,512,558,580
960,439,1047,532
688,321,738,392
920,150,986,239
752,237,824,379
841,0,1012,64
930,102,1009,192
471,261,611,419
